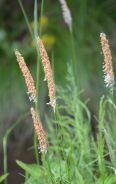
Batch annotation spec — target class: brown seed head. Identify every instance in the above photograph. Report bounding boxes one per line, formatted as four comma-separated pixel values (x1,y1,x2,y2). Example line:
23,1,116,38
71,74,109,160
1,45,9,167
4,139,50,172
100,33,114,90
30,107,47,153
15,50,36,102
36,37,56,111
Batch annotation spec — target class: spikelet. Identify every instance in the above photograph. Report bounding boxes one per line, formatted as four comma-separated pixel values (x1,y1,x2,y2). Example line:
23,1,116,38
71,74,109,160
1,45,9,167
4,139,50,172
100,33,115,91
59,0,72,32
36,37,56,111
30,107,47,153
15,50,36,102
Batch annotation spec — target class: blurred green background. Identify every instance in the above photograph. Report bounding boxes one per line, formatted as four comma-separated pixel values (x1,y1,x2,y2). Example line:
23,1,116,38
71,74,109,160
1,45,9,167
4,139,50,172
0,0,116,183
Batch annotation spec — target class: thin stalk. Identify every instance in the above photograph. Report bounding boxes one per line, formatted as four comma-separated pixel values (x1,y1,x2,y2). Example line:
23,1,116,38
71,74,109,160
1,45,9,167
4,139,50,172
70,31,82,120
111,92,115,142
33,130,39,164
98,127,105,184
50,52,62,181
33,0,39,165
54,106,62,182
51,52,74,183
18,0,45,164
34,0,39,109
3,111,30,184
110,91,116,167
34,0,44,164
70,31,79,87
68,136,73,183
35,53,40,112
25,171,29,183
98,96,106,184
55,107,72,184
35,0,44,110
34,0,38,37
108,90,115,144
3,138,7,184
39,0,44,37
18,0,33,39
43,153,56,184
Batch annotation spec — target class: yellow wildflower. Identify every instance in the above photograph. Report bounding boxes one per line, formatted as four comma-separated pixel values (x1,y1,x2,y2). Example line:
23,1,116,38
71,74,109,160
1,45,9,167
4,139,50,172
38,16,49,30
30,40,35,47
30,16,49,30
30,21,34,29
41,34,55,50
30,34,55,49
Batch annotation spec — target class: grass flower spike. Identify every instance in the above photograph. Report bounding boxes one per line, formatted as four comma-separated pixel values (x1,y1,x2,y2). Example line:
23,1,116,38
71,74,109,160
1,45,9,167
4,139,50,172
30,107,47,153
59,0,72,32
36,37,56,111
100,33,114,91
15,50,36,102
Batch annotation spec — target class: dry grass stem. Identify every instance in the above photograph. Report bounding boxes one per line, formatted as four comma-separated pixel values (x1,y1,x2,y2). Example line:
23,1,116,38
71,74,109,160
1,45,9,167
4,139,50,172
100,33,114,91
59,0,72,32
36,37,56,111
15,50,36,102
30,107,47,153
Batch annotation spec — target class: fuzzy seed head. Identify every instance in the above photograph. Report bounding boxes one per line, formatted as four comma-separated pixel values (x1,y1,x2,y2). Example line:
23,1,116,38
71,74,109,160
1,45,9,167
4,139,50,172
15,50,36,102
36,37,56,111
59,0,72,32
100,33,114,91
30,107,47,153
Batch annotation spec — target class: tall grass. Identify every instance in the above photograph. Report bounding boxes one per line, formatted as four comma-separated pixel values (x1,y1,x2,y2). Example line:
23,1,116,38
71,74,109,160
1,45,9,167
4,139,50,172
2,0,116,184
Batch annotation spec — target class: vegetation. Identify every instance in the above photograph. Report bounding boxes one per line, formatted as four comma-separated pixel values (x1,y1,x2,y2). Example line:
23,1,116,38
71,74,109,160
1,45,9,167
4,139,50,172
0,0,116,183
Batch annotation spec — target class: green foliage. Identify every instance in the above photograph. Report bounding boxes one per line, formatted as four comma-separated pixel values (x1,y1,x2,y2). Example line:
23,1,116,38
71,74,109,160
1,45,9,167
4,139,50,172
1,0,116,183
0,174,9,183
16,160,42,179
93,175,116,184
15,65,116,183
2,112,30,184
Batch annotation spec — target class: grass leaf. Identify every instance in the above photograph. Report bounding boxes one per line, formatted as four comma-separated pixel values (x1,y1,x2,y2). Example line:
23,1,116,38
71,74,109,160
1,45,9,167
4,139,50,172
16,160,42,179
0,173,9,183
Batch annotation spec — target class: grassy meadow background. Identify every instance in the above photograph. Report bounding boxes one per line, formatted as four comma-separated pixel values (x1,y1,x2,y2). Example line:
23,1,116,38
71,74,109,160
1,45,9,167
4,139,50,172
0,0,116,183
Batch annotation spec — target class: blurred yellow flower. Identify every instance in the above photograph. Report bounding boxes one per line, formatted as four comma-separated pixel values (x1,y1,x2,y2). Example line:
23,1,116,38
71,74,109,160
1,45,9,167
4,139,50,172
41,34,55,50
31,34,55,50
30,16,49,30
30,21,34,29
38,16,49,29
31,40,35,47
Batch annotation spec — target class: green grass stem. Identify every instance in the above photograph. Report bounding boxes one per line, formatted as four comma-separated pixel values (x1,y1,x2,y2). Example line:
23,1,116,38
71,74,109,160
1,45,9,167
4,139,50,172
18,0,33,39
98,96,106,184
70,30,79,88
33,0,39,165
3,111,30,184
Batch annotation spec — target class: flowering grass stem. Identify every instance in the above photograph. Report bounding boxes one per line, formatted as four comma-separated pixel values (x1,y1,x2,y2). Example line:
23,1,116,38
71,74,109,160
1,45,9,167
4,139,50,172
36,37,56,111
30,107,47,153
100,33,114,92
